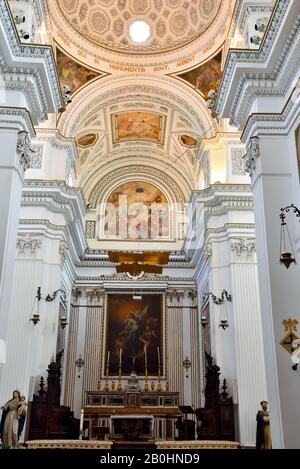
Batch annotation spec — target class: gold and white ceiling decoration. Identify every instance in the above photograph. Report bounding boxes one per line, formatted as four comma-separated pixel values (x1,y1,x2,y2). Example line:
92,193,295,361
57,0,220,53
58,74,215,201
48,0,235,74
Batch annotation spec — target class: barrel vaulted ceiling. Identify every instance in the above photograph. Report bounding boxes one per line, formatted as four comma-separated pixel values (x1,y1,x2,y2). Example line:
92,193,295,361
50,0,236,204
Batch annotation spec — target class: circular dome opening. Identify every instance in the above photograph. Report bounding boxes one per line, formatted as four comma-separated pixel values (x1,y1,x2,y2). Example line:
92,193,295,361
129,20,151,43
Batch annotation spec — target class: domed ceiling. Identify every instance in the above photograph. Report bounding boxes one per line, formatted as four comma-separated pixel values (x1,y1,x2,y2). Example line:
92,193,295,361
49,0,234,73
57,0,221,54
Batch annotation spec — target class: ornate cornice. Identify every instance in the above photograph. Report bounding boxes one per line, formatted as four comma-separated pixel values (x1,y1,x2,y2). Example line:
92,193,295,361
242,85,300,142
205,223,255,236
35,130,78,177
0,106,35,138
192,183,252,200
216,0,299,124
0,0,63,118
23,180,86,217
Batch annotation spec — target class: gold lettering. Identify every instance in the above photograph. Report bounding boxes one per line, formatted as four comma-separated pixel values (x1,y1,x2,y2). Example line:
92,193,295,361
176,56,194,67
153,65,169,72
109,64,146,72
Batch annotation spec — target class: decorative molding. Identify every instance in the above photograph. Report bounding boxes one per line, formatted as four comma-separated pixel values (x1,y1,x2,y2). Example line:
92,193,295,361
59,240,68,266
16,234,42,253
243,136,260,177
0,106,35,138
206,223,255,236
49,131,78,177
29,143,43,169
242,85,300,141
85,289,105,304
85,221,96,239
48,0,232,73
0,0,63,115
16,131,35,176
72,288,82,302
166,289,184,303
203,243,212,263
231,147,246,176
88,165,186,208
216,0,299,123
23,180,87,217
231,238,256,256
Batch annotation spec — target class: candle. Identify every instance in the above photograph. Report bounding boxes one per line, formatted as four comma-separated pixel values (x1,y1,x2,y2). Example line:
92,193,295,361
144,346,147,367
107,350,110,366
157,347,160,368
119,348,122,367
79,408,84,439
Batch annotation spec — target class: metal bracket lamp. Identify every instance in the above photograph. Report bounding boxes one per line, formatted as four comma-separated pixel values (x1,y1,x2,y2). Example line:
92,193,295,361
30,287,68,328
279,204,300,269
201,290,232,330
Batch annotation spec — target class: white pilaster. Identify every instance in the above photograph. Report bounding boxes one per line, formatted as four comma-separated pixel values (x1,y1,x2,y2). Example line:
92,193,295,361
0,118,33,378
249,134,300,448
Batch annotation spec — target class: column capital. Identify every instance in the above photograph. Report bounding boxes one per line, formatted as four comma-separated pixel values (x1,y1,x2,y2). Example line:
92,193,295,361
231,238,256,257
16,234,42,254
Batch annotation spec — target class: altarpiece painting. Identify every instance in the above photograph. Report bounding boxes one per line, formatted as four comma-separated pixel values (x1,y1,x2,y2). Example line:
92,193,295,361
106,294,163,376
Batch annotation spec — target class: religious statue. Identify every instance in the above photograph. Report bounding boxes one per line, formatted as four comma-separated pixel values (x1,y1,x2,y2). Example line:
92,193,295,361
256,400,272,449
0,390,21,448
17,396,28,442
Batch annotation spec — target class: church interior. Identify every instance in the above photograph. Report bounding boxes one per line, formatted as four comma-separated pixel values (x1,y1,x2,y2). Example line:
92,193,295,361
0,0,300,450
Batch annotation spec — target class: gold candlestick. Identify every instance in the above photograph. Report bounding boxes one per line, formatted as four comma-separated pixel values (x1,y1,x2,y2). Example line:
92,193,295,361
157,366,161,392
144,366,149,392
104,364,109,391
117,365,122,391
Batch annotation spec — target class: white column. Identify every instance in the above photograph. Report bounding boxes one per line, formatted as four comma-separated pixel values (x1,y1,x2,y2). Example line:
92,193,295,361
230,240,268,447
249,134,300,448
73,290,87,418
182,291,192,406
0,121,33,374
0,235,66,403
209,246,237,382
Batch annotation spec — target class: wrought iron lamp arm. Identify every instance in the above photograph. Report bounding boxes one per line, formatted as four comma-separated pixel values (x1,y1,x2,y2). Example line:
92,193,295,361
280,205,300,225
221,290,232,302
45,289,67,302
207,292,221,304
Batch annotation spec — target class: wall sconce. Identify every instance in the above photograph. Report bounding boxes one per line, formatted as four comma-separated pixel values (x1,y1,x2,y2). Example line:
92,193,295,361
30,287,67,327
203,290,232,330
201,316,209,328
76,354,85,378
183,356,192,378
59,315,68,329
279,204,300,269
